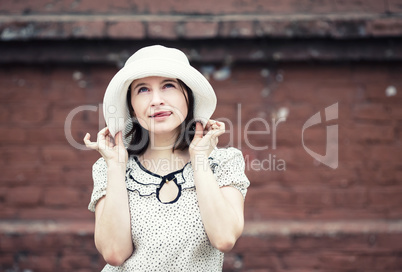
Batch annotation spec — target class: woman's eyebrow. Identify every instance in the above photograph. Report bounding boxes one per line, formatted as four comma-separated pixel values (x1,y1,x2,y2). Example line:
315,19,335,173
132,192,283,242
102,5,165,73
132,82,147,90
161,79,178,84
133,79,178,90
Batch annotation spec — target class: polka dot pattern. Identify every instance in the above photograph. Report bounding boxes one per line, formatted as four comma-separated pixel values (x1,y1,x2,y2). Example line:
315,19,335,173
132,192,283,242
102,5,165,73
88,147,250,271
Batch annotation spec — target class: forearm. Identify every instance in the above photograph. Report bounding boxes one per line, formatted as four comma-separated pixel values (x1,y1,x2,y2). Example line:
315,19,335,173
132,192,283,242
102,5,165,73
192,155,243,252
95,163,133,265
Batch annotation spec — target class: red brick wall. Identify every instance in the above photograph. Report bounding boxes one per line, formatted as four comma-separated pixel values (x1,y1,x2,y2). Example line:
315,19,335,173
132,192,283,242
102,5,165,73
1,0,402,271
0,0,398,15
2,0,402,41
1,60,401,271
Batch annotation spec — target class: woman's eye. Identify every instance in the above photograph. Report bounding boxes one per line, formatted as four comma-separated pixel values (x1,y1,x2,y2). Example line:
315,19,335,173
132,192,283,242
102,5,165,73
138,87,149,93
163,83,176,89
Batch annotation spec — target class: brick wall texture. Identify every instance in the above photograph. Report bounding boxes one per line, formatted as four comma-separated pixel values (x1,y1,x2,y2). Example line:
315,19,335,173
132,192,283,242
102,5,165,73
1,0,402,271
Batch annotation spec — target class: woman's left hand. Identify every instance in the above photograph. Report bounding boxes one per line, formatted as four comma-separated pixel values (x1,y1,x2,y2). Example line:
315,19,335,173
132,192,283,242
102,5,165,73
189,120,225,159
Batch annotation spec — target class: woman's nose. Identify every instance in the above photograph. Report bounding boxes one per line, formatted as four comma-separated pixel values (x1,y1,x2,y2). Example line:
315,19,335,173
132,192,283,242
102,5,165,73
150,89,165,106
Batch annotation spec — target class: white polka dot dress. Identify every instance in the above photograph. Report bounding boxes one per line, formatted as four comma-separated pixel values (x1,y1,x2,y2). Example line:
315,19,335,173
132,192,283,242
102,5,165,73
88,147,250,272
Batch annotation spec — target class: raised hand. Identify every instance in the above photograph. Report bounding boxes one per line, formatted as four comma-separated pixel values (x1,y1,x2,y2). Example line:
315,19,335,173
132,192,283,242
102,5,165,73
83,127,128,166
189,120,225,159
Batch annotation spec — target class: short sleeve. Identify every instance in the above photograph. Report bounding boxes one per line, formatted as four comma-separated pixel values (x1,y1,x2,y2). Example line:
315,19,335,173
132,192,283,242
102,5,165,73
210,147,250,198
88,157,108,212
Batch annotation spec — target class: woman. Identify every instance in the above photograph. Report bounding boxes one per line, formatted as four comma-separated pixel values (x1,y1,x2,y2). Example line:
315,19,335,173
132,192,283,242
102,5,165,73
84,45,249,271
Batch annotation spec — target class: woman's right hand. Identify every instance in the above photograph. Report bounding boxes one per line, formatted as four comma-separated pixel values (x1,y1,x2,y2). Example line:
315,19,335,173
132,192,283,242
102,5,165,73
83,127,128,166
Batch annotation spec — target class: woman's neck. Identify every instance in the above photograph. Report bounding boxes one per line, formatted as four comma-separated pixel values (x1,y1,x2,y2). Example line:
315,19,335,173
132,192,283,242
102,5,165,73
147,131,178,155
141,131,190,172
141,147,190,176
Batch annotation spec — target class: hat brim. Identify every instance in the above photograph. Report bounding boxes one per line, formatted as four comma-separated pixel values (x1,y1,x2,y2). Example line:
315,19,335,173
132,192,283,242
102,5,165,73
103,57,217,140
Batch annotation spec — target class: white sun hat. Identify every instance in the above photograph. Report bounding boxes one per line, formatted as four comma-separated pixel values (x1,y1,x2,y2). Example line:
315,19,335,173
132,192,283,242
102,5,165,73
103,45,217,142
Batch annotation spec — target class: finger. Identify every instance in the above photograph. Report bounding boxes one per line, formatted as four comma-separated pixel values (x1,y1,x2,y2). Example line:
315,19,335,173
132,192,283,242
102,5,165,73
83,132,90,142
206,125,225,139
97,127,109,141
215,121,225,131
194,122,204,139
105,135,114,148
205,119,216,130
83,133,99,150
206,129,225,139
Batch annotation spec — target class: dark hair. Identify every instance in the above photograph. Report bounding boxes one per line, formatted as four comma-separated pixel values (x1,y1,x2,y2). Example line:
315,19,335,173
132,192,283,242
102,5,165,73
125,79,196,156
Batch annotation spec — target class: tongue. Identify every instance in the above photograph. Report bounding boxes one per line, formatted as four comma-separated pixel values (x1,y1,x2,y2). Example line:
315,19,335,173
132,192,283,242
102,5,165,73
155,112,170,117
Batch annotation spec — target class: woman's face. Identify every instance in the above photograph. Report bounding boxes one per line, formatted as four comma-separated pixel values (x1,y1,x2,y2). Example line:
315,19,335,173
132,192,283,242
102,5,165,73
130,76,188,135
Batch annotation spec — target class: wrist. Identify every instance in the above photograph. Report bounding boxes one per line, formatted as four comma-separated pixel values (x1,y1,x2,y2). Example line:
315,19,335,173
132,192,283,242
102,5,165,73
106,160,127,171
191,153,210,172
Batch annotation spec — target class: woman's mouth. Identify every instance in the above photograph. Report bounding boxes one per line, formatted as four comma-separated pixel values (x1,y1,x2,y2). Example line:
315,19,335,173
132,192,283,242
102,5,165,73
150,111,172,119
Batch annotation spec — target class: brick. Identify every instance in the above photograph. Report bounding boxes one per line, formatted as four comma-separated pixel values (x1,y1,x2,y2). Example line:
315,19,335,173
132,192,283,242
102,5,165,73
329,18,368,39
9,103,49,125
42,145,79,164
294,189,334,208
268,146,314,167
0,254,13,268
367,18,402,37
0,67,45,102
256,20,296,38
62,21,105,39
18,207,92,220
18,254,57,272
24,126,70,145
353,103,392,120
334,0,386,13
359,165,401,186
222,253,243,271
60,253,93,270
6,186,42,207
0,105,10,123
242,253,279,269
281,168,325,186
246,185,296,207
388,0,402,13
314,82,357,106
368,188,402,208
351,63,389,83
147,21,177,39
107,20,145,39
0,0,372,15
256,19,334,38
183,21,218,39
0,165,38,185
1,146,41,166
0,207,18,219
50,103,98,125
368,145,400,162
332,188,369,208
62,164,97,186
44,68,90,103
43,186,88,207
347,123,395,142
213,80,266,104
34,21,64,39
220,21,255,38
363,82,402,103
0,127,26,144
